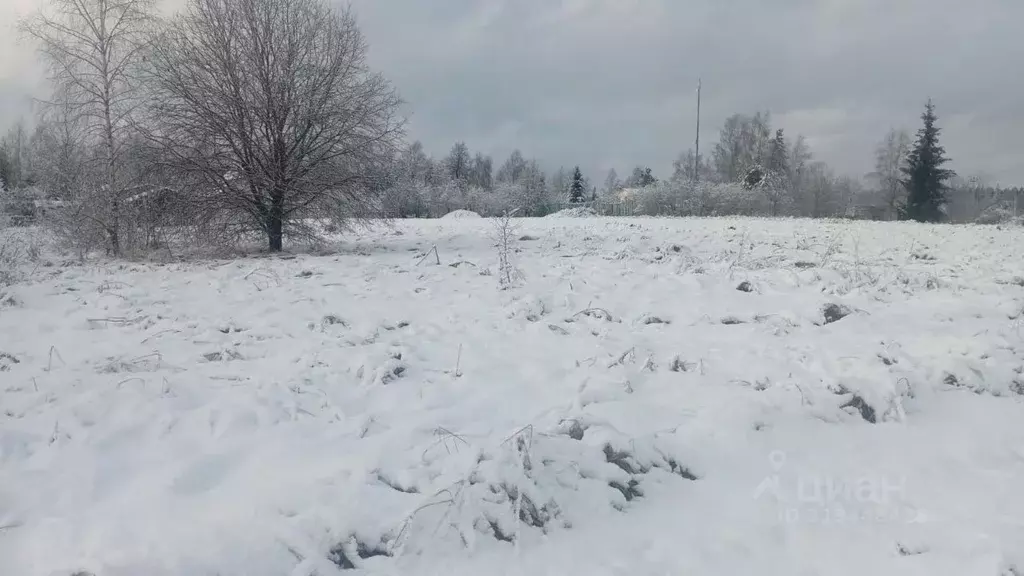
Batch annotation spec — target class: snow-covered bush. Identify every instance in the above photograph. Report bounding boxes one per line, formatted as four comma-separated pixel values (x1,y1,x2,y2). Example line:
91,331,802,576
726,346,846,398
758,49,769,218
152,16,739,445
546,206,598,218
631,182,673,216
975,205,1014,225
0,226,41,286
0,234,19,286
475,183,522,217
390,424,697,558
0,186,41,226
625,180,773,217
702,182,770,216
381,178,431,218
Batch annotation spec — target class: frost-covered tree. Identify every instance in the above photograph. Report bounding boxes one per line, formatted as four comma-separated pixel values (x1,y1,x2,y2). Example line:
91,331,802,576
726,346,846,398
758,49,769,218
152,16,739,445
788,134,812,205
22,0,156,255
712,111,773,184
672,149,713,183
549,167,569,201
712,114,745,182
867,128,911,221
470,153,493,190
761,129,791,216
602,168,621,198
398,141,433,186
568,166,586,203
446,142,472,184
33,94,88,201
834,175,864,217
625,166,656,188
900,101,954,223
0,123,31,190
750,112,773,167
381,141,435,217
520,161,547,215
767,129,789,176
145,0,403,250
496,150,528,184
0,149,12,192
804,161,840,218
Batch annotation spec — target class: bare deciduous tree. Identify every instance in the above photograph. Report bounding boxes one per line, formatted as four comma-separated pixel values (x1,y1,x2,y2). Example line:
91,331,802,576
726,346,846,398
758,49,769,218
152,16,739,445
496,150,527,185
144,0,404,251
34,91,88,203
804,161,838,218
22,0,155,255
712,111,773,184
868,128,911,221
788,134,812,210
445,142,471,184
32,93,108,256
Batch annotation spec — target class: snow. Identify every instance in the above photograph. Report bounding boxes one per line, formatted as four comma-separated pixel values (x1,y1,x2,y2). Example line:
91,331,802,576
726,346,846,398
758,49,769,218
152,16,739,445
440,209,481,220
545,206,598,218
2,216,1024,575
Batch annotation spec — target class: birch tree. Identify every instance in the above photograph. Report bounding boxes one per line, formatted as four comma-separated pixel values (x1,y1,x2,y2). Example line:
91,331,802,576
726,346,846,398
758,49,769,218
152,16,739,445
22,0,155,255
868,128,911,220
496,150,527,184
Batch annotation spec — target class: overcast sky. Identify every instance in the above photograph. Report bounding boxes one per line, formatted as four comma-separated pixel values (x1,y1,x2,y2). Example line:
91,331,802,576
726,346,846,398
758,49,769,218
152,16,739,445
3,0,1023,184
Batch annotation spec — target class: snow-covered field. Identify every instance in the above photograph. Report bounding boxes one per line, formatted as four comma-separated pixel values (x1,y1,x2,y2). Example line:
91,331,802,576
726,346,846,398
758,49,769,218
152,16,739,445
2,217,1024,576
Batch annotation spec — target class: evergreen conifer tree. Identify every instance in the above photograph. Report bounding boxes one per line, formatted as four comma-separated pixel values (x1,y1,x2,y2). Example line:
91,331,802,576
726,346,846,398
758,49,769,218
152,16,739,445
901,100,955,222
569,166,586,203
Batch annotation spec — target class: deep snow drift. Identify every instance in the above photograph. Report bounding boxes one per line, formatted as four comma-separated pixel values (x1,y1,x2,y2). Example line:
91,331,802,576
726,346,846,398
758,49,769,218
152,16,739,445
2,217,1024,576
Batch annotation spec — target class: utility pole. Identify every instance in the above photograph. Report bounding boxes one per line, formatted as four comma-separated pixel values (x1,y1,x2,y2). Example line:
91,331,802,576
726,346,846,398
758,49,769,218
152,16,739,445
694,78,701,183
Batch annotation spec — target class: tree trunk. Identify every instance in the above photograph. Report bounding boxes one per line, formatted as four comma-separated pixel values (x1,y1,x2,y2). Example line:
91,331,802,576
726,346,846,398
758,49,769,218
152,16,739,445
101,37,121,257
109,198,120,255
267,192,284,251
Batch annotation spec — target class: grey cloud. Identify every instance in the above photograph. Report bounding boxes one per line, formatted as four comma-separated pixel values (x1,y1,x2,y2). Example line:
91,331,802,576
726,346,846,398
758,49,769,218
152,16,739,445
3,0,1022,185
351,0,1024,184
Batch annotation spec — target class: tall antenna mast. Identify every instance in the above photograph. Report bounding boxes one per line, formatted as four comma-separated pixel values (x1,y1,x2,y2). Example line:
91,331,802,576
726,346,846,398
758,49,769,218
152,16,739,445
694,78,701,183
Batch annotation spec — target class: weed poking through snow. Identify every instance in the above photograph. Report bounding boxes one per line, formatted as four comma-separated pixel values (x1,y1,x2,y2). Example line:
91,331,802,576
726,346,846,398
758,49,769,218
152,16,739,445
491,209,523,289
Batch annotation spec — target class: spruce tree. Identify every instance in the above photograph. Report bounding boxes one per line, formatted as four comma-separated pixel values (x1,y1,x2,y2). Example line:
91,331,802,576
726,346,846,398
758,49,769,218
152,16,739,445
569,166,586,203
901,100,955,222
768,129,789,176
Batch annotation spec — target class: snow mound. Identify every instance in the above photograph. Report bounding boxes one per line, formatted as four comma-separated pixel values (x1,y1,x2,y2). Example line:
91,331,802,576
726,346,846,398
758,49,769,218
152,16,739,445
441,209,482,220
546,206,598,218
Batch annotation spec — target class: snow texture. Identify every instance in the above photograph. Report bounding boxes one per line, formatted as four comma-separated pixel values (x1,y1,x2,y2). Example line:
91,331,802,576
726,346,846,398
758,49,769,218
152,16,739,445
2,217,1024,575
440,210,482,220
546,206,598,218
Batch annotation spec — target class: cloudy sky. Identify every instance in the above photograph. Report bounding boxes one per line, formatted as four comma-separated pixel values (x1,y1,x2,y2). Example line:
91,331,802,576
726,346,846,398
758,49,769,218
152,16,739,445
3,0,1023,184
